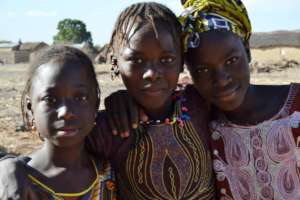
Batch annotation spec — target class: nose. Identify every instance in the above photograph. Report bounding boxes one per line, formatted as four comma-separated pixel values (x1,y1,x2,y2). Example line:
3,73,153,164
143,65,161,81
213,68,232,87
57,101,75,120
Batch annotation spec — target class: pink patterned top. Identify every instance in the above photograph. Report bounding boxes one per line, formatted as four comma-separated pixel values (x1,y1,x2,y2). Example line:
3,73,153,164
210,83,300,200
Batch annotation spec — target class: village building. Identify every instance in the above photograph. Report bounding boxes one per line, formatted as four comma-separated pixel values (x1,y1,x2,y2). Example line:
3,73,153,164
0,42,48,64
250,30,300,63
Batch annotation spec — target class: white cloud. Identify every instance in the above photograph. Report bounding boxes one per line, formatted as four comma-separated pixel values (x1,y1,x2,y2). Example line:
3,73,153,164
26,10,58,17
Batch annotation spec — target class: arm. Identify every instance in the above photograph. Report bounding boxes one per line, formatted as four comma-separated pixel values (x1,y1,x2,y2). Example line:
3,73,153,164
104,90,148,138
0,156,38,200
85,111,135,165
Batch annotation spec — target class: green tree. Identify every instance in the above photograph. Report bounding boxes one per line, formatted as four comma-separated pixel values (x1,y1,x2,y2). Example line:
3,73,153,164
53,18,93,44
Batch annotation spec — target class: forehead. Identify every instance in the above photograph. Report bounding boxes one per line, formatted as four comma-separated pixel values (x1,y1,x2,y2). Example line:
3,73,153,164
192,31,244,56
31,61,91,92
123,21,180,52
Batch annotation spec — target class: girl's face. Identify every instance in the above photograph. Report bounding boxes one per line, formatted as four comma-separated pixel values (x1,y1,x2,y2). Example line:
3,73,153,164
185,31,250,111
29,61,98,147
117,21,182,115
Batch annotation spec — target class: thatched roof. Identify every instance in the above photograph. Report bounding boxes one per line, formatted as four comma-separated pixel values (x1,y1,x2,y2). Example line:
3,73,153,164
95,44,110,64
250,30,300,49
19,42,48,51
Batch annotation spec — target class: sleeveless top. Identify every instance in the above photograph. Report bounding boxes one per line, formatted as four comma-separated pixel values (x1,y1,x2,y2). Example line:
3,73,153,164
87,85,216,200
210,83,300,200
27,159,117,200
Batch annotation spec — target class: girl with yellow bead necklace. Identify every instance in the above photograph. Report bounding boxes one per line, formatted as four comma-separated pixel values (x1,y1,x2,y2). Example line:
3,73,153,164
16,45,117,200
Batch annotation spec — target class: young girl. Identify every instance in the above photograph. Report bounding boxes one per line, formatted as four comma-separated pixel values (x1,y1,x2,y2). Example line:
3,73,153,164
180,0,300,199
1,45,117,199
0,2,215,200
86,2,216,199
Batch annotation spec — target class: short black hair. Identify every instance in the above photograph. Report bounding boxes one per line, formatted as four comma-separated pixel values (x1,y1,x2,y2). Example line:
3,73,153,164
21,45,100,129
108,2,182,56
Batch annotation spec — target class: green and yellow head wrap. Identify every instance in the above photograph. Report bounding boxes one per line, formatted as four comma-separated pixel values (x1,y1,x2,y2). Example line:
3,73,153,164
179,0,252,51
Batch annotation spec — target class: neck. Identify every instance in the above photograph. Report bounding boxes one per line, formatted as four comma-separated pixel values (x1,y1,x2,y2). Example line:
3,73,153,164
223,84,258,124
40,140,88,169
144,97,174,120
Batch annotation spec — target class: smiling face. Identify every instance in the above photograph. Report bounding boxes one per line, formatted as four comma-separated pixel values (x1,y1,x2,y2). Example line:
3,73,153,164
185,31,250,111
116,21,182,117
29,60,98,147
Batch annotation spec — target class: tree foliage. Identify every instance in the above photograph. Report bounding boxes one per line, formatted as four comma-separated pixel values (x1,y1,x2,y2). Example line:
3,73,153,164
53,19,93,44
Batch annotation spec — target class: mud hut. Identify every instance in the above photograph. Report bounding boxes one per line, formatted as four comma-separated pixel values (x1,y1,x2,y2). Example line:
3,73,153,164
81,42,99,61
95,44,110,64
250,30,300,63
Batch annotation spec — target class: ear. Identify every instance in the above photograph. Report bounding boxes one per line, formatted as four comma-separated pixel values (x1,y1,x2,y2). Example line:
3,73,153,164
26,96,32,111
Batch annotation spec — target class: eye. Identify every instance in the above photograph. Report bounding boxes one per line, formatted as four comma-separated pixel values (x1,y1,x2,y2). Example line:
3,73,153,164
161,57,175,64
42,95,57,105
196,65,210,74
74,94,88,102
225,56,239,65
131,57,143,64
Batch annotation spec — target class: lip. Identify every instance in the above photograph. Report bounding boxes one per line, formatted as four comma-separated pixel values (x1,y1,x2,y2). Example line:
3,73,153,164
214,85,240,101
56,127,80,137
142,87,165,97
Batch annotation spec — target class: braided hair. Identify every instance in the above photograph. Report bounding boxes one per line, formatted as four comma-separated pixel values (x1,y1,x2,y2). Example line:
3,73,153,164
108,2,182,56
21,45,100,129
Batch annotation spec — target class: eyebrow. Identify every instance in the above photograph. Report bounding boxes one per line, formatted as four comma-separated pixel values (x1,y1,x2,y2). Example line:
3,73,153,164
224,47,240,59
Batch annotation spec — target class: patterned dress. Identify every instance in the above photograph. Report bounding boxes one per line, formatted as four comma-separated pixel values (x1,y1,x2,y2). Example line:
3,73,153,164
87,85,216,200
27,160,117,200
210,83,300,200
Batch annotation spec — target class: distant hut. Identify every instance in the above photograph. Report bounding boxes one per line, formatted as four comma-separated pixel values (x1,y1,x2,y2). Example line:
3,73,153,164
23,42,49,62
81,42,98,62
250,30,300,63
0,42,19,64
0,42,48,64
95,44,110,64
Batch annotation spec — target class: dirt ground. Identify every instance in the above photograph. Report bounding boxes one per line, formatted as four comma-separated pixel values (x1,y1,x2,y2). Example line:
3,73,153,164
0,62,300,155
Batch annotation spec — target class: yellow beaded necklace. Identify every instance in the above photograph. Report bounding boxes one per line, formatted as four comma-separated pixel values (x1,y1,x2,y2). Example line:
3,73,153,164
28,159,99,199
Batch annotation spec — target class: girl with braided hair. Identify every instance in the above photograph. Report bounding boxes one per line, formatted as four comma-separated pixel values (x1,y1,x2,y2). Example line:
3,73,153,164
87,2,216,199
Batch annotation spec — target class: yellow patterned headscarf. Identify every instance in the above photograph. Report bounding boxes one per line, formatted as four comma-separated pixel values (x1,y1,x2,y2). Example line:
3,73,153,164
179,0,252,50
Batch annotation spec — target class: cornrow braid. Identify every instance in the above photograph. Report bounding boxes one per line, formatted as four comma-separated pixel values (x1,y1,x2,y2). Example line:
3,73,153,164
108,2,182,56
21,45,101,130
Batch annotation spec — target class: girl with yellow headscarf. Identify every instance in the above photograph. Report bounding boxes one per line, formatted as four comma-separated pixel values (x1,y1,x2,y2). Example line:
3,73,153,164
180,0,300,199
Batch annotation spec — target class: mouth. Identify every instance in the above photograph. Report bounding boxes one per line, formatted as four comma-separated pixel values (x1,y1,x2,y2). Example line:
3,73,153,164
214,85,240,102
142,87,165,97
56,127,80,137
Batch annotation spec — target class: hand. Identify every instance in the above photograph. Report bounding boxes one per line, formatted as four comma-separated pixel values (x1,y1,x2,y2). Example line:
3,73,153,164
0,156,37,200
104,90,148,138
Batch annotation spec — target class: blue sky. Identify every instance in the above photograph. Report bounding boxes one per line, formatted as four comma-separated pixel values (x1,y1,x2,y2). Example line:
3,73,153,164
0,0,299,46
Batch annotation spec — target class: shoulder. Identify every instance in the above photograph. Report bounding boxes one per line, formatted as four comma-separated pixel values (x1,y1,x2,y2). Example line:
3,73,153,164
289,83,300,112
182,84,210,119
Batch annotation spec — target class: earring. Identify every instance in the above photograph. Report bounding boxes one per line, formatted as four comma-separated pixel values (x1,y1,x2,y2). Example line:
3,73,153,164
110,56,119,80
31,118,36,132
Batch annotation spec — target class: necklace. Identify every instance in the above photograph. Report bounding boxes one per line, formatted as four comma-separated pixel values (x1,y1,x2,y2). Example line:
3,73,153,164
28,159,99,199
140,91,191,127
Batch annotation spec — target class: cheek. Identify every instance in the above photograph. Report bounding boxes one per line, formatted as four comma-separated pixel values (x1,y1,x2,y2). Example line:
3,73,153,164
33,110,53,135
